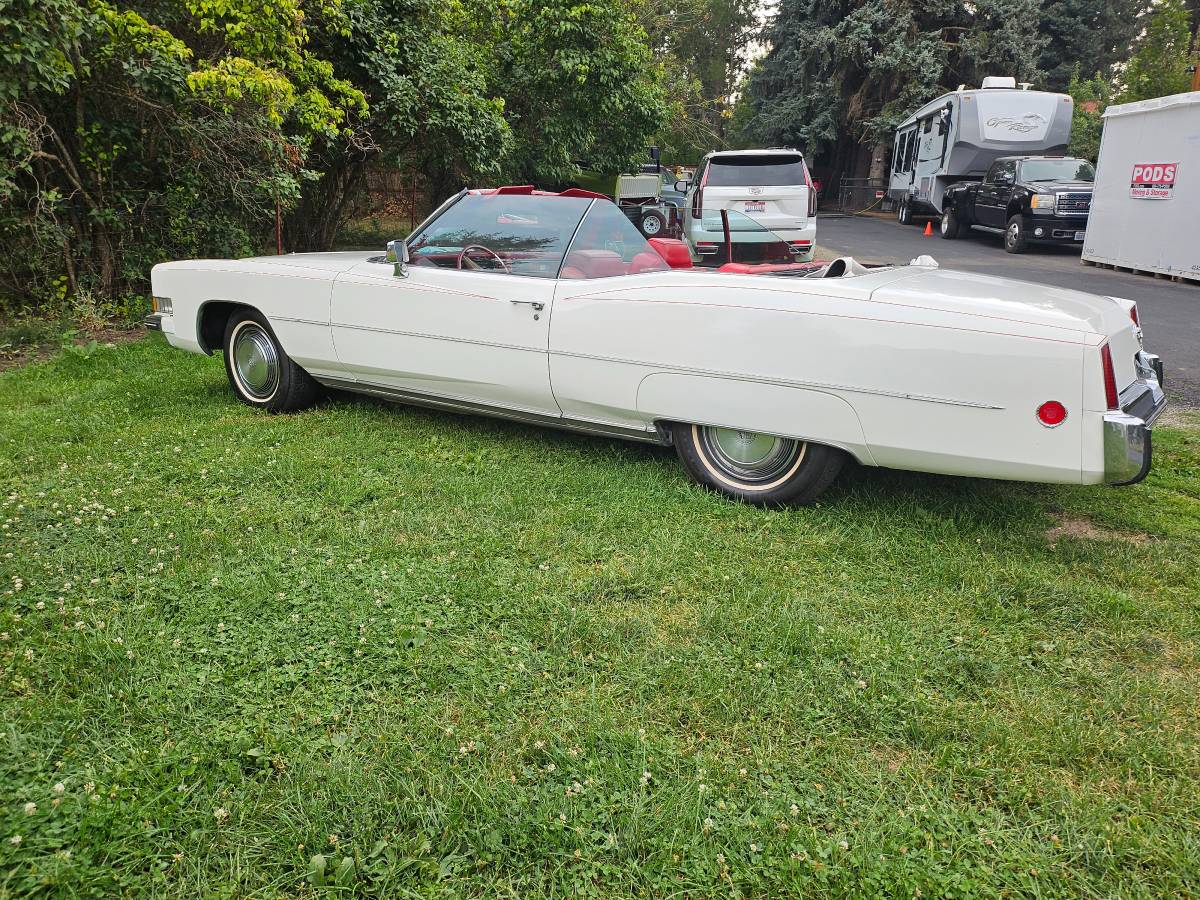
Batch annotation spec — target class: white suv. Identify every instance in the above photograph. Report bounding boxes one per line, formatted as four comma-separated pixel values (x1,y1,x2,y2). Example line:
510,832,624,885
680,149,817,264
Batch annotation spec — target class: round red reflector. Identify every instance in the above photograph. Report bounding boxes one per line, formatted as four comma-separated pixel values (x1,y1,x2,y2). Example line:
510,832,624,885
1037,401,1067,427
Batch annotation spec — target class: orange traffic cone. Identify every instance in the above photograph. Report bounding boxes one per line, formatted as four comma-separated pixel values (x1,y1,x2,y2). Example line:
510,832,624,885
923,221,933,236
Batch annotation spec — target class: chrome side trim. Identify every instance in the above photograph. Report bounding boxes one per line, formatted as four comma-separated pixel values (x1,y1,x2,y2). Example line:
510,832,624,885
313,376,668,445
329,321,541,355
272,315,329,327
551,349,1004,410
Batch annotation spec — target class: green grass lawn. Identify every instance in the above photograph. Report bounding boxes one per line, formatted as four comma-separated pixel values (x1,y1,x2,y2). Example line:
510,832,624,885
2,336,1198,897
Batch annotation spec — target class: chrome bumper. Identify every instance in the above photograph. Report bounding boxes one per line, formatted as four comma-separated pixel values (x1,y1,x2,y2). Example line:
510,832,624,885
144,313,164,331
1103,352,1166,486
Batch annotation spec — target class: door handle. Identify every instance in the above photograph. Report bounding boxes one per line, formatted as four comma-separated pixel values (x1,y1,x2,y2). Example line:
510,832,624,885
511,299,545,311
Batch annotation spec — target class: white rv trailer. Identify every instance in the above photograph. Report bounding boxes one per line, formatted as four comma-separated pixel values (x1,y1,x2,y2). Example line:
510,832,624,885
888,77,1074,222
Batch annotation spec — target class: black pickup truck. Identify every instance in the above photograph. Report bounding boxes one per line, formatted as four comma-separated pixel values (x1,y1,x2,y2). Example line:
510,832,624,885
940,156,1095,254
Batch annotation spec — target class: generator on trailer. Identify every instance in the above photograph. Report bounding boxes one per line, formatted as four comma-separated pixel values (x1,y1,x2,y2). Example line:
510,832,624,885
888,77,1074,223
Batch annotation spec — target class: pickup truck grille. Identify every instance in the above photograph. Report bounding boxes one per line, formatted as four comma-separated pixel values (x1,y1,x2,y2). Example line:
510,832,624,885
1055,192,1092,216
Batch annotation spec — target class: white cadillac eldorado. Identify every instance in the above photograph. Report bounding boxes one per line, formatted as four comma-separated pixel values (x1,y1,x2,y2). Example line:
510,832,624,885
147,186,1166,505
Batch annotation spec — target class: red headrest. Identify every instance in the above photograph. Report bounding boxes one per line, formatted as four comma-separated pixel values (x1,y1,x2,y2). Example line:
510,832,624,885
647,238,692,269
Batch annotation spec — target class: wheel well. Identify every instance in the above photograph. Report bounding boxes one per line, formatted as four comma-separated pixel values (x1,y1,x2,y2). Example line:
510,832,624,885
197,301,254,354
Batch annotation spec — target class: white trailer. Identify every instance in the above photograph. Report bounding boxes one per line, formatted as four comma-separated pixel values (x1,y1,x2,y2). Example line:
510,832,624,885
1082,91,1200,283
888,77,1074,222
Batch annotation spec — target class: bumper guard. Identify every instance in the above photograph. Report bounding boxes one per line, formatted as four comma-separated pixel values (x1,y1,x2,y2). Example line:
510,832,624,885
1103,352,1166,486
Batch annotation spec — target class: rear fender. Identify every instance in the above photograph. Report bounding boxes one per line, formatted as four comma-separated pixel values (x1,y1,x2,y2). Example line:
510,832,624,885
637,373,874,465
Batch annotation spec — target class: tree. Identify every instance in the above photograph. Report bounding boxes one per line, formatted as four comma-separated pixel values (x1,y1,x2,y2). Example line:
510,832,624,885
1037,0,1145,92
629,0,760,163
737,0,1045,184
485,0,667,183
1117,0,1194,102
1065,70,1110,160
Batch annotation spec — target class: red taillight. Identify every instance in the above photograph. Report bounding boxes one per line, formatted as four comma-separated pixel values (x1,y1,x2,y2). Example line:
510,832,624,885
1129,304,1140,327
802,160,817,217
1036,401,1068,427
1100,343,1119,410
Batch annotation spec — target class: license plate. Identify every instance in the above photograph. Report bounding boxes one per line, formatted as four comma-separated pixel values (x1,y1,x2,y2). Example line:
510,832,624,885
744,201,766,213
1074,231,1086,241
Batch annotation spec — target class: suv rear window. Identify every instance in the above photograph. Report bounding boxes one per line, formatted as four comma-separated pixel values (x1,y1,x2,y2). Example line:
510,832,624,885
706,155,805,187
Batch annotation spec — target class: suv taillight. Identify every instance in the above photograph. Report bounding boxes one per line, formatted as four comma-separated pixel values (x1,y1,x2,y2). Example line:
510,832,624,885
1100,343,1119,410
803,160,816,218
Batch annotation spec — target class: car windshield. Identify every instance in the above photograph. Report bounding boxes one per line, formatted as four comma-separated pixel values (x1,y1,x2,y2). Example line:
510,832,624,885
706,155,805,187
1020,159,1095,182
560,200,670,279
407,194,592,278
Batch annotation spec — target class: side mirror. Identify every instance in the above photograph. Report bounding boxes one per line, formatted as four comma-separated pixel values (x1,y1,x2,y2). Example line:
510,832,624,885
387,239,410,277
674,180,690,193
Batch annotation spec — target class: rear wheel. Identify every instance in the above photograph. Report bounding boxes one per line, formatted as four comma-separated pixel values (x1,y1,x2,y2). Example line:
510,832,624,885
223,310,321,412
671,423,845,506
940,208,961,239
897,199,911,225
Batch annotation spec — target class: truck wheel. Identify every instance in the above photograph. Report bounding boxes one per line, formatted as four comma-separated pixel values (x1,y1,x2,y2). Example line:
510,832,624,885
940,208,961,239
639,210,666,237
897,200,911,225
1004,215,1028,254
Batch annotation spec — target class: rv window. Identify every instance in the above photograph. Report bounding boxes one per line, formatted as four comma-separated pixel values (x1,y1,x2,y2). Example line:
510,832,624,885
903,132,916,172
921,118,933,134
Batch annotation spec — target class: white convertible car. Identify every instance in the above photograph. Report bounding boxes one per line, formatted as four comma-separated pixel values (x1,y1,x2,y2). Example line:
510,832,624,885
148,186,1166,505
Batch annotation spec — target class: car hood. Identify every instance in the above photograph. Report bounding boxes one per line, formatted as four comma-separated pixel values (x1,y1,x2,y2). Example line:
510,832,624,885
1022,180,1094,192
156,251,373,276
868,267,1128,335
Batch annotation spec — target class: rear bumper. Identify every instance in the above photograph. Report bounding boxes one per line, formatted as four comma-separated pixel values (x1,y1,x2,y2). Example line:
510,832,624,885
1103,352,1167,486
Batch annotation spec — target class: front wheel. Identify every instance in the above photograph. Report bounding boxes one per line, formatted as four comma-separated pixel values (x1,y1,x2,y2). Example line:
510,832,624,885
671,423,845,506
1004,215,1028,254
940,208,961,239
223,310,321,412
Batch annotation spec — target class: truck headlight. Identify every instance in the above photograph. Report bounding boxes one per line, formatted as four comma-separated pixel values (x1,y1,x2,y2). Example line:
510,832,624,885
152,296,173,316
1030,194,1056,214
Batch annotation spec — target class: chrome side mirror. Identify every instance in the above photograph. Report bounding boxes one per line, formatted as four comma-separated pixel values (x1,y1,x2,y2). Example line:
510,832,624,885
674,180,690,193
386,239,410,277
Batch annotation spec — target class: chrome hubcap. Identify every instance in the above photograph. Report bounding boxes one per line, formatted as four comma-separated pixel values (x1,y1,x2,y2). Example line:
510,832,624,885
699,426,805,484
1007,224,1019,244
233,324,279,399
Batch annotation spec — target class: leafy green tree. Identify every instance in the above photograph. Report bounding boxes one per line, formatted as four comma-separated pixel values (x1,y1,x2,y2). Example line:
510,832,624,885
1117,0,1194,102
738,0,1044,181
1037,0,1145,92
486,0,667,183
1065,69,1110,160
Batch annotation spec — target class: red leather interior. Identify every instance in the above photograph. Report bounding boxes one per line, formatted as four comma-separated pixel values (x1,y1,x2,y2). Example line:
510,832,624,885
562,250,627,279
629,251,668,274
647,238,693,269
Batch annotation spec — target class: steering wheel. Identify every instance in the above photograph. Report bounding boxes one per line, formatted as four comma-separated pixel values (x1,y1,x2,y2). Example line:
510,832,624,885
456,244,510,275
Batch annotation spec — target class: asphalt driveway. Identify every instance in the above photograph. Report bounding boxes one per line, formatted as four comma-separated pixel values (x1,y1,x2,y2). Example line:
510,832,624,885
816,214,1200,405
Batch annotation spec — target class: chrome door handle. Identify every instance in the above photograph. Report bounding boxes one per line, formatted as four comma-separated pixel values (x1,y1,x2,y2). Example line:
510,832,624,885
511,299,545,311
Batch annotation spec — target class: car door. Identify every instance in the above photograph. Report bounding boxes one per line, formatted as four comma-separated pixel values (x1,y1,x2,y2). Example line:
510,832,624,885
330,261,559,416
976,161,1013,227
328,193,592,417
